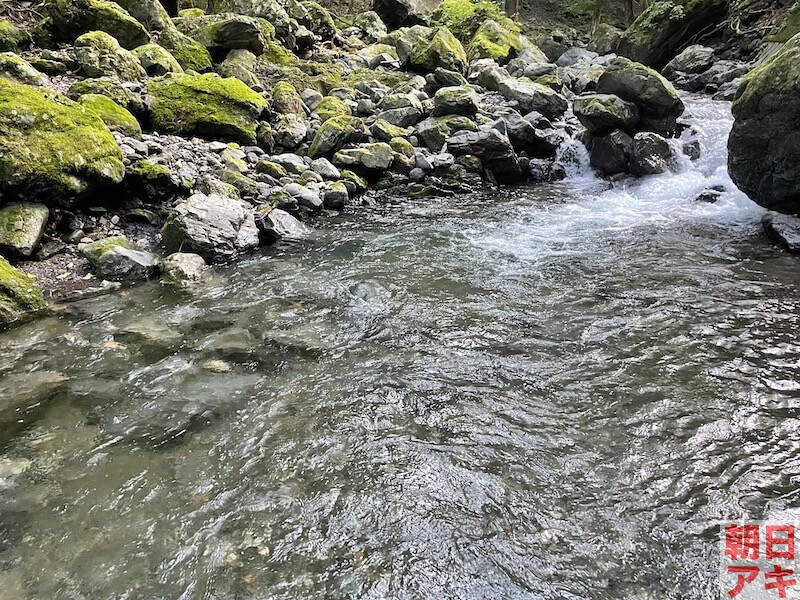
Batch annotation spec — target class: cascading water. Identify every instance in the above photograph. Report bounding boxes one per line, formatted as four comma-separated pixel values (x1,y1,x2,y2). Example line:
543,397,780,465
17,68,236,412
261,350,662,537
0,94,797,600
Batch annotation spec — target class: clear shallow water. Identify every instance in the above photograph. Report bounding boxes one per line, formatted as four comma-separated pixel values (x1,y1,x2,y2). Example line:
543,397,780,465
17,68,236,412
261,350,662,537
0,97,799,599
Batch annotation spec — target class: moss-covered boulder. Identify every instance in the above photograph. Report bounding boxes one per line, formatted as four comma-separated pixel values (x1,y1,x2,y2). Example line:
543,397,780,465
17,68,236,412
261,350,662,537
81,236,160,281
176,13,272,57
371,118,412,142
209,0,294,40
109,0,211,72
308,115,366,157
147,72,268,144
313,96,351,122
432,85,479,116
126,159,184,200
218,49,263,91
68,76,134,107
353,11,388,42
301,1,336,40
0,18,31,53
729,33,800,214
333,142,394,172
415,114,477,151
132,44,184,76
0,257,47,326
596,57,684,134
0,53,49,86
160,28,213,72
468,19,523,62
0,203,49,257
79,93,142,137
573,93,639,135
272,81,304,115
45,0,149,49
410,27,468,74
616,0,727,68
74,31,147,81
0,79,124,205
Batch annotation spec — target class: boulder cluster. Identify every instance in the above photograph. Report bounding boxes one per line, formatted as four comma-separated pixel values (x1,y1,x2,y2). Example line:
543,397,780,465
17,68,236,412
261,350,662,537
0,0,706,325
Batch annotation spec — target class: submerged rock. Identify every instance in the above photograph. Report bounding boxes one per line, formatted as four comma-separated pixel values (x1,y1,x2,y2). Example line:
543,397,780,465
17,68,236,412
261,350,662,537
763,212,800,254
729,33,800,214
161,252,208,284
0,79,124,206
161,194,259,261
0,370,66,421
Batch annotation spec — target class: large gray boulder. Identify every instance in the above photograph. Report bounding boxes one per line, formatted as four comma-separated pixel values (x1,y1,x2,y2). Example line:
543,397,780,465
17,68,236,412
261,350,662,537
665,45,715,76
256,207,312,244
573,93,639,135
729,33,800,214
596,57,684,135
446,128,522,183
81,237,160,281
763,212,800,254
175,13,270,56
161,194,259,261
498,79,567,120
631,132,671,175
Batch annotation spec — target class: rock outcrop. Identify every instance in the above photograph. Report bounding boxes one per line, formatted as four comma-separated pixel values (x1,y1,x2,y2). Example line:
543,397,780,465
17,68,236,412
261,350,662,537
728,33,800,214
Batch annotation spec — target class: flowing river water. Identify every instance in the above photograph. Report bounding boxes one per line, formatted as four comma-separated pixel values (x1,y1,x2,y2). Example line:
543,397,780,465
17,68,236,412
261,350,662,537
0,96,798,599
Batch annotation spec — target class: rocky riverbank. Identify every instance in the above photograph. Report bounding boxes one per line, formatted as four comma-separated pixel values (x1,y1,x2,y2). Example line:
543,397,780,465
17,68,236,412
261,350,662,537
0,0,791,328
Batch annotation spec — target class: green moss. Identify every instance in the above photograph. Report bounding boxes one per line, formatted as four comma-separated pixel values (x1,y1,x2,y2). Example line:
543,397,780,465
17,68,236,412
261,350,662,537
389,136,415,157
410,27,468,73
534,73,565,91
129,159,171,180
74,30,147,80
314,96,351,122
301,1,337,39
432,0,508,41
69,77,132,107
308,114,365,157
0,52,48,85
0,79,125,204
132,43,184,76
772,2,800,43
45,0,150,49
159,26,213,72
339,169,367,193
262,38,297,65
80,235,129,264
0,18,31,53
0,256,46,325
272,81,304,114
79,93,142,137
345,68,412,90
179,8,206,18
468,19,522,61
221,170,260,196
146,72,269,144
256,159,289,178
